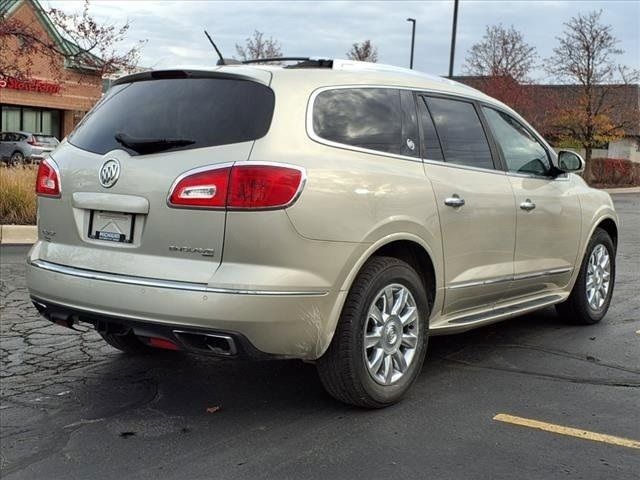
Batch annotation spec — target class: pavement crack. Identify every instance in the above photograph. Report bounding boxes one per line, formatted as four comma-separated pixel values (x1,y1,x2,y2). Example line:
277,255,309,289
440,357,640,388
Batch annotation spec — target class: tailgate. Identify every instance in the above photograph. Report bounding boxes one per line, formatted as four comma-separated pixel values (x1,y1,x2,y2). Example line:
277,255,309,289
36,141,254,283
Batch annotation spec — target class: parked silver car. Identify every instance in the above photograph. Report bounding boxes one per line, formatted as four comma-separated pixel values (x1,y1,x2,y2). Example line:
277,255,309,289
27,59,618,407
0,131,60,164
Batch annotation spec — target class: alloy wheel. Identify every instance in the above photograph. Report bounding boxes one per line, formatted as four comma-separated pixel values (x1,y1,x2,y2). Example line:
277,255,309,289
363,283,419,385
586,243,611,310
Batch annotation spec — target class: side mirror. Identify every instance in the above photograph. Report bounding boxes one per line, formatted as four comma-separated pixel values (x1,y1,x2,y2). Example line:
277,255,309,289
557,150,585,174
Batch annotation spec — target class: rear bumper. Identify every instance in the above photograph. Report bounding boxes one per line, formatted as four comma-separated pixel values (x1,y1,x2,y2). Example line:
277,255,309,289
27,259,345,360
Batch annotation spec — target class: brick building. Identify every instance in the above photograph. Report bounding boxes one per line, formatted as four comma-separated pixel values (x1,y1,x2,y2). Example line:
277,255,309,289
453,76,640,163
0,0,103,139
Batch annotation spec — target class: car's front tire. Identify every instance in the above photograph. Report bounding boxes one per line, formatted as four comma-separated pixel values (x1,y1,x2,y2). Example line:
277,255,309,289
317,256,429,408
556,227,615,325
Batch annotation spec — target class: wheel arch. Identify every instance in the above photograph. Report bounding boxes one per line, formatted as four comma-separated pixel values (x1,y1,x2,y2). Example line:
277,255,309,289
595,217,618,250
567,214,619,293
371,240,437,311
336,233,442,322
317,234,441,359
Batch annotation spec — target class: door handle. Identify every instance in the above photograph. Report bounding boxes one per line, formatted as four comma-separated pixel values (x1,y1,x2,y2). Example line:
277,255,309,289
444,195,465,208
520,199,536,211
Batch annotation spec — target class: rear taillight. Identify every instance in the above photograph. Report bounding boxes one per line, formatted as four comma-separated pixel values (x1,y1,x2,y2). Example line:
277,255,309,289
168,163,305,210
35,158,61,197
169,167,231,208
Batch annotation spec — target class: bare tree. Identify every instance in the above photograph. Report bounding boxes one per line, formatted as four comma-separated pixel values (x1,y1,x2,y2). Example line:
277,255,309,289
346,40,378,62
235,30,282,62
463,24,537,81
546,10,639,163
0,0,144,80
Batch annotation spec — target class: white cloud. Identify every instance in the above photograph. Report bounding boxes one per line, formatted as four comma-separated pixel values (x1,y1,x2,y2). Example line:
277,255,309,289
47,0,640,79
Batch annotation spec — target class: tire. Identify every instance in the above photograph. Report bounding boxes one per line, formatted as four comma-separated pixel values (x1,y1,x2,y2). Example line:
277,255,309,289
10,151,24,166
317,256,429,408
555,228,615,325
100,331,157,354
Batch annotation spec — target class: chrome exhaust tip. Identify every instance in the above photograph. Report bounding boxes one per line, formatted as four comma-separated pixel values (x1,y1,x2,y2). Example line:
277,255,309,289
172,330,237,356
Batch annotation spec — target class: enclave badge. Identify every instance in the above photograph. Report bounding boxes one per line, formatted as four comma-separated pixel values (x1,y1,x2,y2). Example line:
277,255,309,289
169,245,215,257
99,159,120,188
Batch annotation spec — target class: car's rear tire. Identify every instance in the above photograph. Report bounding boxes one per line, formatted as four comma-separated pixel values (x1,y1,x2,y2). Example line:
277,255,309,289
100,331,158,354
317,256,429,408
9,151,24,165
555,227,615,325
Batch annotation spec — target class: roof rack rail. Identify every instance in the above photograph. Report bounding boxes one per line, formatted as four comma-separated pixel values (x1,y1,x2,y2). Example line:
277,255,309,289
286,59,333,69
241,57,312,64
238,57,333,69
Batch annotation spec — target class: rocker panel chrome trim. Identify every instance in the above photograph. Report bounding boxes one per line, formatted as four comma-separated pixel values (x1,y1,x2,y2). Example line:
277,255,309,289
447,267,572,290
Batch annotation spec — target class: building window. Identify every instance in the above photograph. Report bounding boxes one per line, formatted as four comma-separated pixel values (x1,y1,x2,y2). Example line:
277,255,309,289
0,104,61,139
1,106,21,131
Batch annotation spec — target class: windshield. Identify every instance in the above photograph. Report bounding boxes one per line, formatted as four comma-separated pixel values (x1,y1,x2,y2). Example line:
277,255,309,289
69,76,275,156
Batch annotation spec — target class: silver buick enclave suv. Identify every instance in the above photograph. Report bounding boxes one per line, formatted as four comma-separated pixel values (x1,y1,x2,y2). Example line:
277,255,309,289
27,59,618,407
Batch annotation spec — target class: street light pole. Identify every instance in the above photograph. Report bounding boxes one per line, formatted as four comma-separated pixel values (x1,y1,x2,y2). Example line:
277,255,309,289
448,0,459,77
406,18,416,69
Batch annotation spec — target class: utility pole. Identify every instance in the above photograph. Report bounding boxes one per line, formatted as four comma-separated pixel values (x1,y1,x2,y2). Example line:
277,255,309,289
407,18,416,69
448,0,459,77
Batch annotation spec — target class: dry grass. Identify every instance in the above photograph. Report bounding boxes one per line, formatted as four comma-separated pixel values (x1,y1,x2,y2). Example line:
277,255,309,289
0,165,38,225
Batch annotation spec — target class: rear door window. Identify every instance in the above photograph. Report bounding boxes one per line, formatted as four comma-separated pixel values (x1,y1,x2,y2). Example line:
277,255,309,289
312,88,419,158
417,97,444,161
425,96,494,169
69,76,275,156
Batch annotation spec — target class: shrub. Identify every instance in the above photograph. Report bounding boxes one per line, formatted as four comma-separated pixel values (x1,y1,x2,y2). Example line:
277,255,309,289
586,157,640,188
0,165,38,225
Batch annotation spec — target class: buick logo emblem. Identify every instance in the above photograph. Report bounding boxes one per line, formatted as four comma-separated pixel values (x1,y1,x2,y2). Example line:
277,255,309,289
99,159,120,188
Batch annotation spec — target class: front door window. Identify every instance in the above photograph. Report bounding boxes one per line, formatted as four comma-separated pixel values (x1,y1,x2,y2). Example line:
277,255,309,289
482,107,551,176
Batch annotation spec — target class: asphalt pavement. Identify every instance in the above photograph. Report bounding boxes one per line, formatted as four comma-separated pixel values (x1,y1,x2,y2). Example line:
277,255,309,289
1,194,639,479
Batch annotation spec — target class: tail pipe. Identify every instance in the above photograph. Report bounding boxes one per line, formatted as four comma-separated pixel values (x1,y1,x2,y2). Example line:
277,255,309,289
172,330,237,356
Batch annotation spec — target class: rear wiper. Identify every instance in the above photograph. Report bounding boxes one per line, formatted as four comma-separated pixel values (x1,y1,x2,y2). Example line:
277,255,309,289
114,132,195,154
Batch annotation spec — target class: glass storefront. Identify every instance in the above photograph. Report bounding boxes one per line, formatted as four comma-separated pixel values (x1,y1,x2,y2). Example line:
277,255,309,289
1,104,62,139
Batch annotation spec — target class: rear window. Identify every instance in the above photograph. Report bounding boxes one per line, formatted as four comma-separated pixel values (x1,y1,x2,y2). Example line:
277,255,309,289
35,135,58,145
312,88,419,157
69,77,275,155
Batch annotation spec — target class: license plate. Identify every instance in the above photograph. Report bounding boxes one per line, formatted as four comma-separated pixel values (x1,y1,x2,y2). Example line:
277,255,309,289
89,210,134,243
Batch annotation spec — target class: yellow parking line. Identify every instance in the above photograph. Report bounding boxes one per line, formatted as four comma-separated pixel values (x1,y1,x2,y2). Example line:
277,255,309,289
493,414,640,450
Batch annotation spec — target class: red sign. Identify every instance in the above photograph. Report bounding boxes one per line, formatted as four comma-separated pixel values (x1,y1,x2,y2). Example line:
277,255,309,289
0,76,61,94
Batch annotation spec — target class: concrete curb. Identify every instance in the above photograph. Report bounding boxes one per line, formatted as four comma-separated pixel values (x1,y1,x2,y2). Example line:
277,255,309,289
1,225,37,245
604,187,640,194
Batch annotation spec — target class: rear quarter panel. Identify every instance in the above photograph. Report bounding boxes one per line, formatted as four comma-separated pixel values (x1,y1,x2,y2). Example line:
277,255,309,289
249,75,445,310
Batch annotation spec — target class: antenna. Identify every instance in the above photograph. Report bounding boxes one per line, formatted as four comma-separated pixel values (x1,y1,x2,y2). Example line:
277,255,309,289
204,30,225,65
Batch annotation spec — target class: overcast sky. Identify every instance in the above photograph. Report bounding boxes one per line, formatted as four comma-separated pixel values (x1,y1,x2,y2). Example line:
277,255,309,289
47,0,639,81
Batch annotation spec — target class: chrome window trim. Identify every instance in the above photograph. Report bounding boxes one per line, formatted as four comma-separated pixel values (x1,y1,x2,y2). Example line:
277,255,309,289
166,161,308,211
447,267,572,290
306,86,422,164
506,171,570,182
422,158,507,176
306,85,507,175
29,259,328,297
